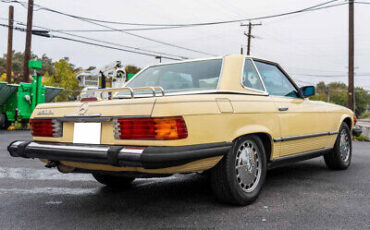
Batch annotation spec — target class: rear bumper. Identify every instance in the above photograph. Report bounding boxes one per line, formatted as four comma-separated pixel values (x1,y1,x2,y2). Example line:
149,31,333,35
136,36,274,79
8,141,232,169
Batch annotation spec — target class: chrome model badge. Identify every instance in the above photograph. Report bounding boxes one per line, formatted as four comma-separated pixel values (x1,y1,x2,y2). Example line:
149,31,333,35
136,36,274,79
37,109,54,115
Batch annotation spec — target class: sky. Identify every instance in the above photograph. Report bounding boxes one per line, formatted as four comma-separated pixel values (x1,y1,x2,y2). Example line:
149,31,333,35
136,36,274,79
0,0,369,90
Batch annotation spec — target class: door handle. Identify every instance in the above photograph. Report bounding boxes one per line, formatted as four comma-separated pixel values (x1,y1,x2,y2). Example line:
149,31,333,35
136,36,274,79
278,106,289,111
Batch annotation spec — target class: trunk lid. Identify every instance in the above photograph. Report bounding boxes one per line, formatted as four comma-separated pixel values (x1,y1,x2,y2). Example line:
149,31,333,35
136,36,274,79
32,97,156,119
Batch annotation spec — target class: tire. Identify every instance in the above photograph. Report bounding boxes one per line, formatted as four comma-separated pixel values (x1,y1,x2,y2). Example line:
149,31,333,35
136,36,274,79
92,173,135,188
0,113,11,130
210,135,267,206
324,122,352,170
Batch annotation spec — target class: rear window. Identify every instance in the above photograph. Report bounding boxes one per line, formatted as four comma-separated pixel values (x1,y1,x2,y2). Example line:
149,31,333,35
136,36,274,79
124,59,223,94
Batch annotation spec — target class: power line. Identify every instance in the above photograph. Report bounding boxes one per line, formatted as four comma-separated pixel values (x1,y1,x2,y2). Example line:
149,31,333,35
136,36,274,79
8,0,349,34
47,26,185,33
0,0,216,56
26,0,342,27
0,0,347,29
15,21,189,60
0,23,183,60
1,0,348,57
51,35,180,60
354,1,370,5
292,73,370,77
72,18,216,56
2,17,189,59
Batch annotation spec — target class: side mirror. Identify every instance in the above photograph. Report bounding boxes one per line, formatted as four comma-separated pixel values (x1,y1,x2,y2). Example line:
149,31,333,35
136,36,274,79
300,86,315,98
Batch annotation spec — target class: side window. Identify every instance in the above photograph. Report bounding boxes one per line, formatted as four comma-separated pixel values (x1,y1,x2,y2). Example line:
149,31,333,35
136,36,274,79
242,59,264,91
254,61,299,98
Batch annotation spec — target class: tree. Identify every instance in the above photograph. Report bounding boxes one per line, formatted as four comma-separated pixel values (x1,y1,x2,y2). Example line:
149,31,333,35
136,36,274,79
37,54,55,76
311,81,369,117
355,87,369,116
0,51,55,82
125,65,141,75
43,59,81,102
311,81,329,102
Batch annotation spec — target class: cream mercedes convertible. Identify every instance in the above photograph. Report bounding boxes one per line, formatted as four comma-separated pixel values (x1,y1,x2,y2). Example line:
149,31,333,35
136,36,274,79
8,55,355,205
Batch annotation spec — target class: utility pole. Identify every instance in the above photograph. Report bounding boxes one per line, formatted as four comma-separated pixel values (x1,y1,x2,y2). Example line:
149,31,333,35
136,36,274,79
241,21,262,55
23,0,34,83
6,5,14,83
348,0,354,111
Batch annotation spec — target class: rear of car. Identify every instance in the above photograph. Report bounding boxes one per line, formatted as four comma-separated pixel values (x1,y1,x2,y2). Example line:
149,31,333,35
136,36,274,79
8,58,232,173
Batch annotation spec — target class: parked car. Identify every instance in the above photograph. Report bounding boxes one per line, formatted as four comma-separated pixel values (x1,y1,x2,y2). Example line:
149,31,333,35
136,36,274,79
8,55,355,205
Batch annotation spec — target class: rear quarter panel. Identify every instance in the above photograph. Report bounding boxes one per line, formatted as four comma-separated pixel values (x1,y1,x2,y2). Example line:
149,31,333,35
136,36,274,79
151,94,280,158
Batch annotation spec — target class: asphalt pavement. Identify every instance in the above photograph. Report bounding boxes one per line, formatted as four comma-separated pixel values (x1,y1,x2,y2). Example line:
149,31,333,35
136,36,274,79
0,130,369,230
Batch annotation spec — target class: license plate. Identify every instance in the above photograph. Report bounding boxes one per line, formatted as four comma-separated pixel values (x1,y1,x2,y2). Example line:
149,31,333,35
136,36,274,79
73,123,101,144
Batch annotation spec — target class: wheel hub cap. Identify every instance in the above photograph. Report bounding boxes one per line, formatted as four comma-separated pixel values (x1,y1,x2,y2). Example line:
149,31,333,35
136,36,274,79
339,130,350,162
235,140,262,192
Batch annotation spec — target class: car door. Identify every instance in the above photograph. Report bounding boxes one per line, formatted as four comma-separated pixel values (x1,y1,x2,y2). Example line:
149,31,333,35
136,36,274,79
253,60,332,157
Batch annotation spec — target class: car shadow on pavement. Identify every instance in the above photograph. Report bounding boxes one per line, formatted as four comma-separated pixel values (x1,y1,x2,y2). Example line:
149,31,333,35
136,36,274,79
70,159,330,212
2,159,342,229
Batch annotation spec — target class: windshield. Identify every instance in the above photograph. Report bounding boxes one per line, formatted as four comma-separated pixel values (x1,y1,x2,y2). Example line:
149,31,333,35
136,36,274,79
125,59,223,94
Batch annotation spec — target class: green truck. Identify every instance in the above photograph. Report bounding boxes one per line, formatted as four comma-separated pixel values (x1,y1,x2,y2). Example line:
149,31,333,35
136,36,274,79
0,61,63,129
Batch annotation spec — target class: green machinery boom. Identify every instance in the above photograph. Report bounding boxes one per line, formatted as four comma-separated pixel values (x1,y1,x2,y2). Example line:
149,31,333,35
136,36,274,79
0,61,63,129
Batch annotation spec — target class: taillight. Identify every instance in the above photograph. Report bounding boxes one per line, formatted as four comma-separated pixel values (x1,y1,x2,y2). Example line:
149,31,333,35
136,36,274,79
114,117,188,140
353,115,357,125
80,97,98,102
30,119,62,137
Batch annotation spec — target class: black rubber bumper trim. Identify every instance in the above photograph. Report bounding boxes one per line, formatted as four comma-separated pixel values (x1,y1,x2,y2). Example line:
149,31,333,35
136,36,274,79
8,140,32,158
140,142,232,169
8,141,232,169
107,146,124,166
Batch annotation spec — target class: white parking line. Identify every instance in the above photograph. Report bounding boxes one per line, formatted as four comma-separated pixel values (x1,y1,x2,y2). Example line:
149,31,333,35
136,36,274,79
0,187,99,195
0,167,188,196
0,167,94,181
0,167,184,183
45,201,63,205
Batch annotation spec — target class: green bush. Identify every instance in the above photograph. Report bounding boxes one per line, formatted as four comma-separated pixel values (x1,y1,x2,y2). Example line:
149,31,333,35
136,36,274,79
359,112,369,119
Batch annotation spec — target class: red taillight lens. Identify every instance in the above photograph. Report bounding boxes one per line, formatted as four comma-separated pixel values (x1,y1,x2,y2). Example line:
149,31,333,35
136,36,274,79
114,117,188,140
30,119,62,137
80,97,98,102
353,116,357,125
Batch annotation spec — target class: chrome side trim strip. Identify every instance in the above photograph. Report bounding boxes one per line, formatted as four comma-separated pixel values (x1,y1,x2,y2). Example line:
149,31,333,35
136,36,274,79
273,131,339,142
329,131,340,135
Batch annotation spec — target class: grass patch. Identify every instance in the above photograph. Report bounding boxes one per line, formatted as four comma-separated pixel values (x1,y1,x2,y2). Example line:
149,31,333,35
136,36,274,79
353,134,369,142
